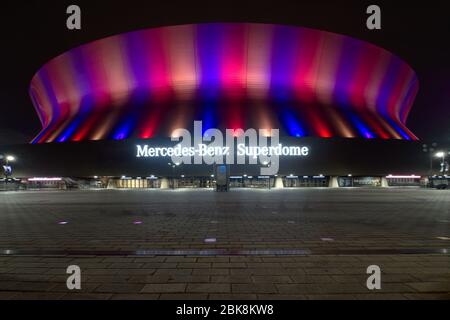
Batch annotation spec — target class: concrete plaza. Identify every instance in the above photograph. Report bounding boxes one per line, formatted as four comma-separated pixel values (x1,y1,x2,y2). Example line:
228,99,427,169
0,188,449,299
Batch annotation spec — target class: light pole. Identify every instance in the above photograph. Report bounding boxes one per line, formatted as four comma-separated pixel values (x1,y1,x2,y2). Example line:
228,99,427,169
435,151,449,175
262,161,271,190
1,155,16,187
210,174,215,189
422,143,437,176
168,162,181,189
1,155,15,180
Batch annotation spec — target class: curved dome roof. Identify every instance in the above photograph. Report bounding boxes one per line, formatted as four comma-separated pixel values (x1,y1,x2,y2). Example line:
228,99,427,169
29,23,419,143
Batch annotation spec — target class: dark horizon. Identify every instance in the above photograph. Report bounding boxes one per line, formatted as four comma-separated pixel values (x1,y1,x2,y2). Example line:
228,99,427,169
1,0,449,145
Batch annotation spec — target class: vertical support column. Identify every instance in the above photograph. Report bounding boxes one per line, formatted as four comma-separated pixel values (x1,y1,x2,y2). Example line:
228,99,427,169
160,178,170,189
381,177,389,188
106,178,115,189
329,176,339,188
215,164,229,192
274,176,284,189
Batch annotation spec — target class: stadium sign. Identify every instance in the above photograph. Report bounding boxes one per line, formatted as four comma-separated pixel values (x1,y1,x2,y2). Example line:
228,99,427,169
136,121,310,175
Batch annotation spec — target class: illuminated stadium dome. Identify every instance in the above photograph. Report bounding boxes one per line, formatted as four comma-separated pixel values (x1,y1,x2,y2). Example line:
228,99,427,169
29,23,419,144
3,22,427,184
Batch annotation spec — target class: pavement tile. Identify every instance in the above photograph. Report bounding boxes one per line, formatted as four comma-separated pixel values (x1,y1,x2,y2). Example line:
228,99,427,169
141,283,187,293
356,293,408,300
304,268,345,275
0,274,53,282
0,292,19,300
178,263,210,269
108,263,145,269
1,281,57,292
10,292,67,300
209,294,257,300
60,293,113,300
290,275,334,284
110,293,160,300
252,276,293,283
197,257,230,263
306,294,358,300
85,275,130,283
164,257,197,263
193,269,229,276
168,275,210,283
257,294,307,300
132,257,166,263
143,263,178,269
232,284,277,294
1,189,450,298
211,263,246,269
95,283,145,293
276,284,325,295
102,257,135,263
47,282,100,293
403,293,450,300
160,293,208,300
128,275,171,283
108,269,155,276
210,275,252,284
155,269,193,276
187,283,231,293
406,282,450,293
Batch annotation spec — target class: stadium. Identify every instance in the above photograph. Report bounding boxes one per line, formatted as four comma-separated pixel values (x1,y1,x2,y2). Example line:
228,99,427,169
2,23,428,189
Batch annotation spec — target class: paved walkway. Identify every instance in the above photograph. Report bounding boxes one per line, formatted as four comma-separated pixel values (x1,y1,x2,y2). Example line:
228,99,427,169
0,188,449,299
0,254,449,299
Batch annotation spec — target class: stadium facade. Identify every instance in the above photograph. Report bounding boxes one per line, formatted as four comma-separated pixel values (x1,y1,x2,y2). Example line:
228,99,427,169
2,23,430,189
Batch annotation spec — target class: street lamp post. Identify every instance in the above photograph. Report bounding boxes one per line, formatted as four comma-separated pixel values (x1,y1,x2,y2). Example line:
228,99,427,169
262,161,271,190
1,155,16,185
435,151,449,175
422,143,437,176
3,155,15,177
168,162,181,189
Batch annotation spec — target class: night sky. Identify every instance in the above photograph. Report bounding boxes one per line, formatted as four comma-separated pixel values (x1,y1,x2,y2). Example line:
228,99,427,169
0,0,449,145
